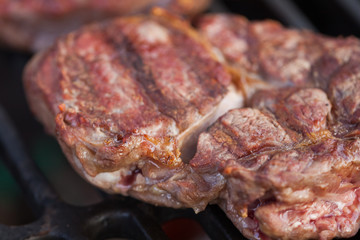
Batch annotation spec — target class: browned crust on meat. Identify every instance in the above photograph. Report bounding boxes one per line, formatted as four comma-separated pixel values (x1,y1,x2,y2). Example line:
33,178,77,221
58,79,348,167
23,10,234,211
194,13,360,240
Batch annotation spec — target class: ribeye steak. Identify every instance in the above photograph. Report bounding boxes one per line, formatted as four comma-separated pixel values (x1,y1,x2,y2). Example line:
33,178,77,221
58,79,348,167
24,9,243,212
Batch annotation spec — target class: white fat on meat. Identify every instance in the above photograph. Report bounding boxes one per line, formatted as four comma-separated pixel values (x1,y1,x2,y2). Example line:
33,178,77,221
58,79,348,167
136,21,170,44
178,85,244,162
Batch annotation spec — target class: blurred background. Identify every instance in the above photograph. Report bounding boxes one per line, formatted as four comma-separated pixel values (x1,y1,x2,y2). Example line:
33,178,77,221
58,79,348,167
1,0,360,239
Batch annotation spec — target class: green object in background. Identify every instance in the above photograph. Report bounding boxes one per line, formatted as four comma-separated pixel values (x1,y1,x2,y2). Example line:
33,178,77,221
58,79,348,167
0,155,21,202
30,136,65,175
0,135,63,203
0,155,34,226
0,135,64,225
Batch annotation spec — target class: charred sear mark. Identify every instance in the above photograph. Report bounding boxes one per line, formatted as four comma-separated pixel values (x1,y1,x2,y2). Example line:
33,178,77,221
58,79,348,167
103,27,186,127
170,28,228,101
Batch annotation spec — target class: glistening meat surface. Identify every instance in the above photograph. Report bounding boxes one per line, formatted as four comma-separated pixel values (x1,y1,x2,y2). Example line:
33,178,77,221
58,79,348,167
24,9,243,212
194,14,360,240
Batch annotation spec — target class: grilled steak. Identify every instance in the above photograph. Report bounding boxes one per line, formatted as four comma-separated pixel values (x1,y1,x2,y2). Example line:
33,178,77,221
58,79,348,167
24,7,360,239
0,0,209,52
192,14,360,239
24,9,243,212
191,99,360,239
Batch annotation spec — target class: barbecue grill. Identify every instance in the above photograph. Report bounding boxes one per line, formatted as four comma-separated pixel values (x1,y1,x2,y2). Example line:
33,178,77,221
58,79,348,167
1,0,360,239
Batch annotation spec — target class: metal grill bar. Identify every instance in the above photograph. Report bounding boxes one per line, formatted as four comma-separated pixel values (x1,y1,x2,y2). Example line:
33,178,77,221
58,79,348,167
82,200,170,240
0,105,59,214
262,0,317,30
334,0,360,28
209,0,228,12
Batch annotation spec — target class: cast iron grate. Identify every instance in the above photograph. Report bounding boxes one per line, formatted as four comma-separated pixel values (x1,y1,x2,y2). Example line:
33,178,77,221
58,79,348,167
1,0,360,239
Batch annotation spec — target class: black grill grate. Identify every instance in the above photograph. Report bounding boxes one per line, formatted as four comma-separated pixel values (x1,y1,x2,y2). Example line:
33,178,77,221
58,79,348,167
1,0,360,239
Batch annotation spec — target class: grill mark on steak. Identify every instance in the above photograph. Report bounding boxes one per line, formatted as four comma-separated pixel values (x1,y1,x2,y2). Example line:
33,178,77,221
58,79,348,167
190,108,295,176
104,19,219,132
212,109,295,158
168,27,229,112
102,24,188,128
55,25,177,137
103,16,240,162
44,20,185,175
